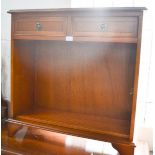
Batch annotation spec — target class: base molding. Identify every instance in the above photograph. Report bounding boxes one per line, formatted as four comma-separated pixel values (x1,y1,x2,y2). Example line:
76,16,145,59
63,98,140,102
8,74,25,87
7,119,136,155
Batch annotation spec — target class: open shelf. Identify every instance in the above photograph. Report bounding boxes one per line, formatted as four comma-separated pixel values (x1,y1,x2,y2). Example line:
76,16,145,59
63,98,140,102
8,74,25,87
11,40,137,143
16,107,130,139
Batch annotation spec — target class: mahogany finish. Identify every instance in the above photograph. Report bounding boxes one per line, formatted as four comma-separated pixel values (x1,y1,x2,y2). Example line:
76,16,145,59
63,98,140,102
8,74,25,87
14,16,67,37
2,124,119,155
8,8,146,155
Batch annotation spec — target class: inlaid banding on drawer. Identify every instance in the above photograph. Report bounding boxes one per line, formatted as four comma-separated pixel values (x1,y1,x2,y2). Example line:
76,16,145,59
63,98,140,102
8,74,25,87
14,16,67,37
72,17,138,38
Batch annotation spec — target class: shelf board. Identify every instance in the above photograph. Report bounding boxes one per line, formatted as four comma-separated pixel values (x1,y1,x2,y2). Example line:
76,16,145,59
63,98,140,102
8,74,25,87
14,35,137,43
16,108,130,139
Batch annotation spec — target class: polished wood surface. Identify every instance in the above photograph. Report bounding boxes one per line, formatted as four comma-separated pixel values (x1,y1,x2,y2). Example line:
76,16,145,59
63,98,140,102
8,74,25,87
2,124,121,155
12,40,34,116
112,143,135,155
13,41,136,119
129,13,143,140
16,108,130,137
14,16,67,37
72,16,137,38
34,42,136,119
11,40,136,142
8,8,145,155
10,8,143,43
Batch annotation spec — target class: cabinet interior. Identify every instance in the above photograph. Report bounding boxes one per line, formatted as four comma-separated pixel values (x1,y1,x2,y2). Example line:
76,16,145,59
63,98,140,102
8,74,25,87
13,40,137,138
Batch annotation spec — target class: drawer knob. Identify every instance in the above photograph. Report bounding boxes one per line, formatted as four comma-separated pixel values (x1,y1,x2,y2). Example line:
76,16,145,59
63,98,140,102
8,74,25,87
35,22,42,31
100,23,107,32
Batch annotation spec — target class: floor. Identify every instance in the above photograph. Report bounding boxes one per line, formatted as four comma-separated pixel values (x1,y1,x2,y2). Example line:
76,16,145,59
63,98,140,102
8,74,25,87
1,123,151,155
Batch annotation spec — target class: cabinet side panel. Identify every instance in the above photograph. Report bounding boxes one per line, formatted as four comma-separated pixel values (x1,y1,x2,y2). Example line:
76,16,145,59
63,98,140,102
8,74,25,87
11,40,35,117
130,13,143,140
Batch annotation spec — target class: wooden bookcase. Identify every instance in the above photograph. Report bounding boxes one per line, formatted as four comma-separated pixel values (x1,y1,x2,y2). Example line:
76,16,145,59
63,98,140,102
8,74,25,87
7,8,146,155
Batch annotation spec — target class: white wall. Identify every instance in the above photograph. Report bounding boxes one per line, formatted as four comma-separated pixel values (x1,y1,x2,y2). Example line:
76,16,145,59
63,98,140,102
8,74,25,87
1,0,71,99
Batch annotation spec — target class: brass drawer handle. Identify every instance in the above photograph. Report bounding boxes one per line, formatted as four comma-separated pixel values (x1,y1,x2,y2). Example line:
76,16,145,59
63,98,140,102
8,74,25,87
100,23,107,32
35,22,42,31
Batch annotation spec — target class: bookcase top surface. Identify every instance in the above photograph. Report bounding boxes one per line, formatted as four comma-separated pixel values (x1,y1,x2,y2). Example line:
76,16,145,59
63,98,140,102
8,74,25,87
8,7,146,14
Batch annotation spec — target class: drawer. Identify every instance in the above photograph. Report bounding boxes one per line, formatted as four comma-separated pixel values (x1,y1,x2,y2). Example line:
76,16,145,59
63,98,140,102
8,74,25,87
14,16,67,37
72,17,138,38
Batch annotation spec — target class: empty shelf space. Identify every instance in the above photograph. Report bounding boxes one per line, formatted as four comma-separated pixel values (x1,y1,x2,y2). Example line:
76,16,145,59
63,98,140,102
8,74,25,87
16,108,130,138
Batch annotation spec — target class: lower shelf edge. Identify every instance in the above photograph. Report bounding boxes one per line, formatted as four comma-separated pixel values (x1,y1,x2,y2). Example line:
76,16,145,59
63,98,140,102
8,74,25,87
7,118,132,144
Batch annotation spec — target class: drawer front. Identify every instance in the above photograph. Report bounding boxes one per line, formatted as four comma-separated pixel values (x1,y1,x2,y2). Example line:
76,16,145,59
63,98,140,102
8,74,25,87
14,16,67,37
72,17,138,38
